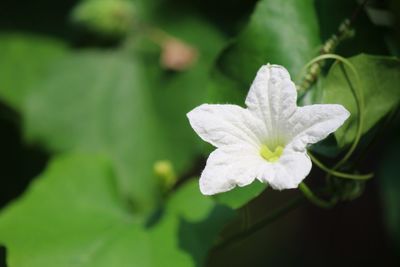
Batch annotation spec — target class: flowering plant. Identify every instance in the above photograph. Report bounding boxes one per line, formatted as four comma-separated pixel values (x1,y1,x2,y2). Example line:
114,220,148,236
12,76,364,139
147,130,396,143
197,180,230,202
0,0,399,266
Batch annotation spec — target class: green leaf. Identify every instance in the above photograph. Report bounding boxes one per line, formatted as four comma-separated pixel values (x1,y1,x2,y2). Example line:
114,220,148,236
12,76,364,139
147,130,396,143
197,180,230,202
321,54,400,147
216,0,320,86
24,51,168,212
22,17,226,212
0,34,67,110
0,153,234,267
0,15,226,214
214,181,266,209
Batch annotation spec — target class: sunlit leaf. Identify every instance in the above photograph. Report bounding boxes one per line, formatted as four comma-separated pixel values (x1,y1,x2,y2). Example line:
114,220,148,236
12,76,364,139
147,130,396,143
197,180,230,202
24,51,168,212
20,16,226,212
0,153,234,267
0,34,66,110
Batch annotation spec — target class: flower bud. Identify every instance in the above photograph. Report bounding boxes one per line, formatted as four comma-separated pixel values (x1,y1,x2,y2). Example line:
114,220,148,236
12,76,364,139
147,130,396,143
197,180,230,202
154,160,177,192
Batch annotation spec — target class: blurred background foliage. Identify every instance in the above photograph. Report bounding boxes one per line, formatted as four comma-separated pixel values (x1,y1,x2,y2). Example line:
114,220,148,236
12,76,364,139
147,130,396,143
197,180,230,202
0,0,399,266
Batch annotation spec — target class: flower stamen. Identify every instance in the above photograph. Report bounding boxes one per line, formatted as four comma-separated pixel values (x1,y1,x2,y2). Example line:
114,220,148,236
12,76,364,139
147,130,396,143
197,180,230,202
260,145,284,162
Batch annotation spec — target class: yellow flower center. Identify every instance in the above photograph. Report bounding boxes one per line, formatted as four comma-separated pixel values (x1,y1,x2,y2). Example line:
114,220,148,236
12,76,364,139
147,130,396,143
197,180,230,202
260,144,284,162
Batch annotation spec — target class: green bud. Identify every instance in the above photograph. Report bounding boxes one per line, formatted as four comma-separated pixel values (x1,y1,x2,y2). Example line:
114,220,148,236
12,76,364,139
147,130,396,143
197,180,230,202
154,160,177,192
71,0,135,37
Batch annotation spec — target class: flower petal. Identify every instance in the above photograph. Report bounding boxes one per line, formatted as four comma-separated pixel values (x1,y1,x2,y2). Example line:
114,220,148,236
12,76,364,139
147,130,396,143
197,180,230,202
187,104,265,148
287,104,350,151
199,145,264,195
245,64,297,143
258,149,312,190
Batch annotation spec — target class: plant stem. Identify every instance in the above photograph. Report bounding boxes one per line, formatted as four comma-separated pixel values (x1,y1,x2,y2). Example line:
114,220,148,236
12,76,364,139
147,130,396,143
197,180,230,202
309,153,373,180
298,182,336,208
299,54,372,181
333,62,364,169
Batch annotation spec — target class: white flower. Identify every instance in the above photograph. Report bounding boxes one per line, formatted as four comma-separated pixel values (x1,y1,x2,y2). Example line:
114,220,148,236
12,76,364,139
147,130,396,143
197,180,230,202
187,64,350,195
